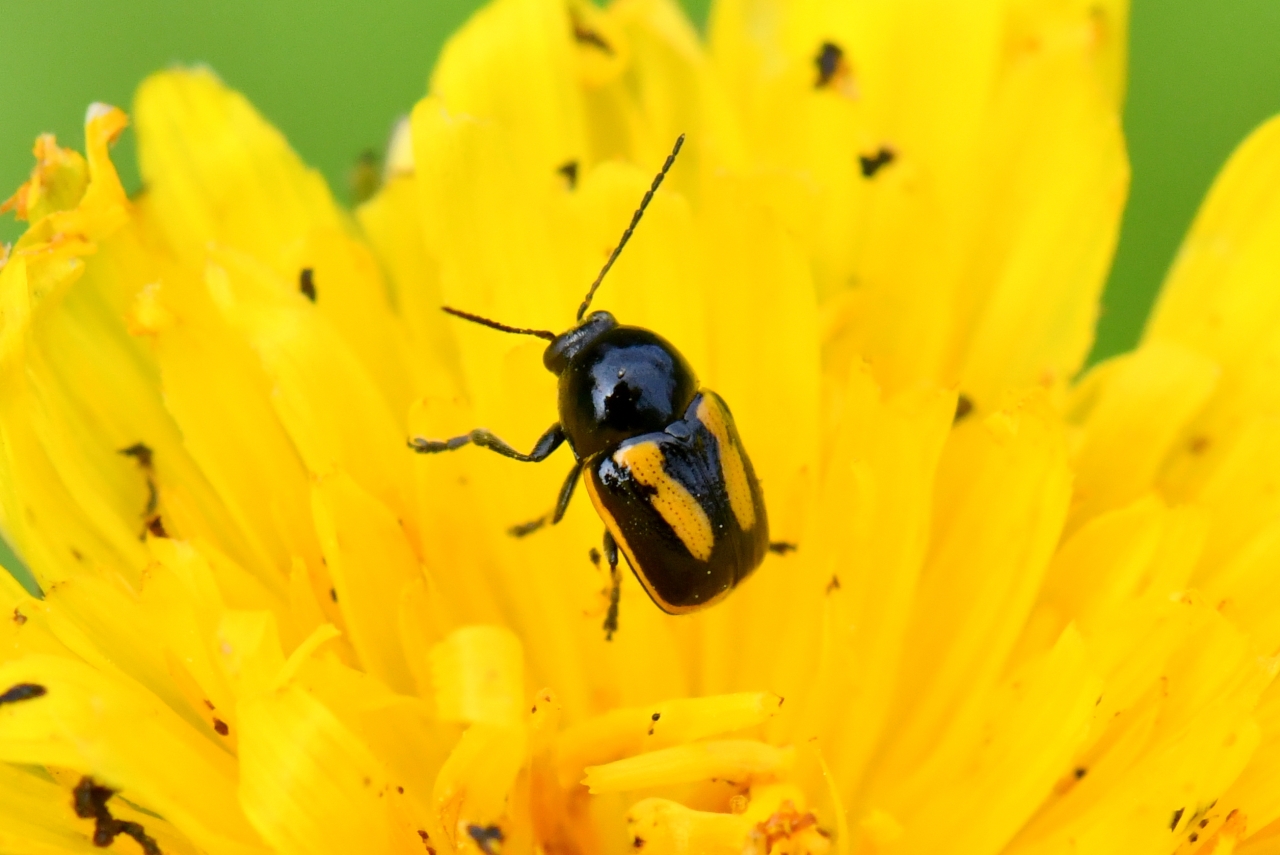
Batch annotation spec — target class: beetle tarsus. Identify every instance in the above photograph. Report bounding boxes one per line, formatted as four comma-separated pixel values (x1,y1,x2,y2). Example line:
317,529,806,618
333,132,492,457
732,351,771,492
768,541,798,555
407,435,470,453
409,423,565,462
508,515,549,538
602,529,621,640
507,460,585,538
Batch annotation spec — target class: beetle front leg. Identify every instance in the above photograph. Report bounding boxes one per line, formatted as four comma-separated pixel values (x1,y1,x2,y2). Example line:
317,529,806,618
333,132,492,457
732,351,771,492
409,422,565,462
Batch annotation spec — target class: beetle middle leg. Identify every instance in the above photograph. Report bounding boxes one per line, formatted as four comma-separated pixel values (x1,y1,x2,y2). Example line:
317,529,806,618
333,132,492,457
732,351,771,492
409,422,565,462
508,459,584,537
602,529,621,641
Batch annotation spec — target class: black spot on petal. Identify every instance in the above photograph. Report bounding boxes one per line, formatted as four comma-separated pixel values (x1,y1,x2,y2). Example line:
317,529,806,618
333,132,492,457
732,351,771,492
815,41,844,88
467,824,504,855
145,515,168,538
73,776,162,855
558,160,579,189
859,147,896,178
120,443,160,528
572,19,613,54
299,268,317,302
118,443,154,470
0,682,46,706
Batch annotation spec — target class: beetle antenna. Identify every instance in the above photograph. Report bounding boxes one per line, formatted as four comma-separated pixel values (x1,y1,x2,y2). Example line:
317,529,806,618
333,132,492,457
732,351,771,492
442,306,558,341
576,134,685,322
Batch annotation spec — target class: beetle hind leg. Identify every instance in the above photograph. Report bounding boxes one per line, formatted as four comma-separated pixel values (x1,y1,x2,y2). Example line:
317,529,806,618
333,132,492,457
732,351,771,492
507,459,584,538
602,529,621,641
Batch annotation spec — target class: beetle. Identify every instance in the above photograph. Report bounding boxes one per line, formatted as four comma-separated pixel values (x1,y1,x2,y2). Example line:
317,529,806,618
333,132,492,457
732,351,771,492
409,136,791,637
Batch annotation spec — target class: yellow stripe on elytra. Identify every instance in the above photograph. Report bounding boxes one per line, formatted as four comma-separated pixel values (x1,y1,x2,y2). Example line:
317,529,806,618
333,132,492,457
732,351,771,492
696,396,756,532
612,440,715,561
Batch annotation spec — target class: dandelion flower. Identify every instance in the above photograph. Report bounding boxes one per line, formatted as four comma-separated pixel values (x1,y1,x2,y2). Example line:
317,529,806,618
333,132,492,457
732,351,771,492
1,1,1278,854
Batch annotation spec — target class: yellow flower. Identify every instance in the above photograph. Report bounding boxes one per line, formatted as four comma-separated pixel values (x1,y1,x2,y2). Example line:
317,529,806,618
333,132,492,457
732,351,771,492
0,0,1277,853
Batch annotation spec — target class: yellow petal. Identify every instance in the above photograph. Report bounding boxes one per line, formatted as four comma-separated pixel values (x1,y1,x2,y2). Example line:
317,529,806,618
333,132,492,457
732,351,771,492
134,69,411,425
1,134,88,224
1145,114,1280,375
787,367,954,792
0,760,198,855
216,610,286,700
1009,602,1270,854
955,33,1127,406
432,722,527,846
889,626,1100,855
1039,495,1205,633
310,467,420,695
133,69,339,273
625,797,751,855
1069,341,1219,527
205,251,410,516
583,740,794,793
431,625,525,727
0,654,264,855
237,684,413,855
138,271,320,585
711,0,1127,400
868,392,1071,792
556,692,784,786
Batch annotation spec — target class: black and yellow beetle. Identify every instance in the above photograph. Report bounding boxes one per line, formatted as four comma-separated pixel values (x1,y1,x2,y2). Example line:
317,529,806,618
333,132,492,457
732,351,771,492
409,137,790,637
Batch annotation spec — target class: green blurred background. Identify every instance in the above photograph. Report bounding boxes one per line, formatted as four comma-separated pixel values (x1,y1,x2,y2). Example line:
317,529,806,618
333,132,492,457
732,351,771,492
2,1,1280,584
